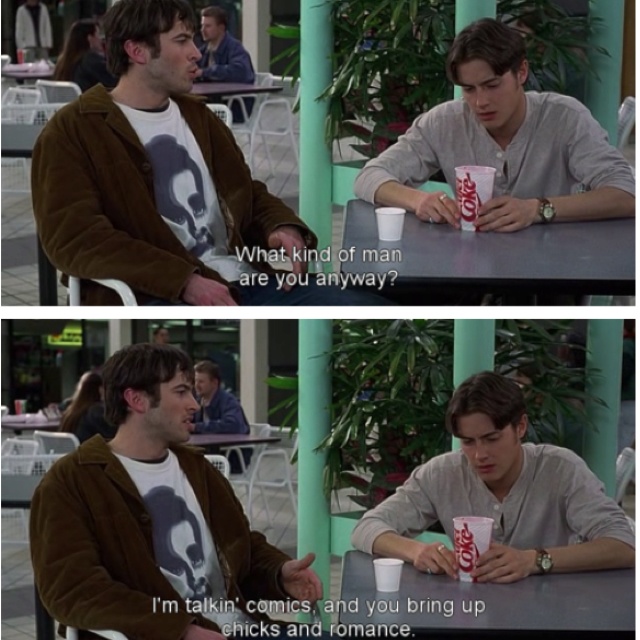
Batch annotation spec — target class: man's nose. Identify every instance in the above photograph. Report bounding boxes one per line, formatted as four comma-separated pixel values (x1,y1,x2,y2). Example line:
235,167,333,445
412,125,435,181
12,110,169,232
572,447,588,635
188,394,200,411
191,40,202,61
476,87,490,108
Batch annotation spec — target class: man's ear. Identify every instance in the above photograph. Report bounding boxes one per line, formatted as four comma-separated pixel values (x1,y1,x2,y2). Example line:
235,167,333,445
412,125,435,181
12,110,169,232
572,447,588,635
517,59,529,87
122,39,150,66
123,388,149,415
516,413,528,439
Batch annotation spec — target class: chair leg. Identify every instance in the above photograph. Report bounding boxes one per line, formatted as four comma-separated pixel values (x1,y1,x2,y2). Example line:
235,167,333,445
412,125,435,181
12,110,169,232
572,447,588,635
262,133,275,178
259,484,273,528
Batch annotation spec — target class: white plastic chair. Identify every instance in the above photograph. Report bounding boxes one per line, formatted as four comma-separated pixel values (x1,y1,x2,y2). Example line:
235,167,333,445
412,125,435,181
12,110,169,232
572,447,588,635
615,446,635,504
223,423,273,527
226,71,274,123
205,454,230,478
33,431,79,454
247,425,298,526
35,79,81,103
1,86,42,108
2,102,66,196
2,453,63,545
68,276,138,306
617,96,635,150
0,54,10,68
1,438,40,457
206,103,232,128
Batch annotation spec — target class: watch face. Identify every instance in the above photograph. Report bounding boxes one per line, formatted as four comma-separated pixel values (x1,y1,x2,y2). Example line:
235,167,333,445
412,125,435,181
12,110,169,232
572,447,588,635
542,205,554,221
541,555,553,571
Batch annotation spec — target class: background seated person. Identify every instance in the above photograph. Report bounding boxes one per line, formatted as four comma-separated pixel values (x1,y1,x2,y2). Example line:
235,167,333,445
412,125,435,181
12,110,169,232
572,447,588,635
351,371,635,583
197,5,255,122
54,19,117,92
354,18,635,232
30,343,322,640
192,359,250,473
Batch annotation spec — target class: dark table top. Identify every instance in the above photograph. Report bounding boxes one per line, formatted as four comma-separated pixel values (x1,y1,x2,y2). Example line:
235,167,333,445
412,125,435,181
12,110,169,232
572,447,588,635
1,63,54,80
191,82,283,98
1,418,60,434
188,433,280,447
341,199,635,297
339,550,635,634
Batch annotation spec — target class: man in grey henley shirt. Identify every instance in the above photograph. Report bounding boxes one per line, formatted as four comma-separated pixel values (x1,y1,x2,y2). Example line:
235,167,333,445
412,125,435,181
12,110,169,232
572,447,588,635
351,371,635,583
354,18,635,232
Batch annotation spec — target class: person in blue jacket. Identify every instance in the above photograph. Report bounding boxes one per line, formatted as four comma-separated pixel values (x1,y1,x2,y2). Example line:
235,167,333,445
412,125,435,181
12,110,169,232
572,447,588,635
197,5,255,122
193,359,251,472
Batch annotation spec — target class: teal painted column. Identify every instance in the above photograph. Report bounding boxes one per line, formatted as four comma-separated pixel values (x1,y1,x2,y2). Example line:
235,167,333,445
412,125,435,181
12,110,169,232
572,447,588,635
298,320,332,617
584,319,623,496
300,0,333,267
584,0,625,143
451,320,496,449
454,0,497,99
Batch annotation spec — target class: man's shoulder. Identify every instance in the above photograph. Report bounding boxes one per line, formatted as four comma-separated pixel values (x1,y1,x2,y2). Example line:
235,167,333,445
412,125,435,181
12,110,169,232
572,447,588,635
419,450,465,476
524,442,586,471
414,99,466,128
527,91,592,119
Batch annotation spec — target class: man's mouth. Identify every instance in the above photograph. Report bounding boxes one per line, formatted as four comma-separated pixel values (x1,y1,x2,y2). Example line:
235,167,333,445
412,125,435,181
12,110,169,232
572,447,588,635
477,465,495,473
477,112,496,121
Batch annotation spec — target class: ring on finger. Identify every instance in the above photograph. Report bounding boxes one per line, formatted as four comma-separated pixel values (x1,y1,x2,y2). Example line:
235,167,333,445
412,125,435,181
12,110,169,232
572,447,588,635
426,568,432,575
428,216,434,224
437,544,446,553
438,194,447,202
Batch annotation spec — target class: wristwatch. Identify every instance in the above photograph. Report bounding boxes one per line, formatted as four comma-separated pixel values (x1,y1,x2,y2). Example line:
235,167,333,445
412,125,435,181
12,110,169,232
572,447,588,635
537,198,557,223
535,548,554,574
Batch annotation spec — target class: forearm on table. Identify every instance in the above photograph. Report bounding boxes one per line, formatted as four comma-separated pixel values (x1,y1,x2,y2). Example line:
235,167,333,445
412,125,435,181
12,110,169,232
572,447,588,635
373,181,427,213
535,538,635,574
544,187,635,222
371,532,426,563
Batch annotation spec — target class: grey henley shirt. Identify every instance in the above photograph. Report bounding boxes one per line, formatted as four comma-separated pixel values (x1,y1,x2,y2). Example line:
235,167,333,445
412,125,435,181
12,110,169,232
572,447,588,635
351,443,635,554
354,92,635,203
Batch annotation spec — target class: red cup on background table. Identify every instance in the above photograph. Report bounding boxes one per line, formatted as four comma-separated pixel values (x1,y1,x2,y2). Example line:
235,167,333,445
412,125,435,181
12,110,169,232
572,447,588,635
14,399,27,415
453,516,494,582
455,166,496,232
16,49,25,64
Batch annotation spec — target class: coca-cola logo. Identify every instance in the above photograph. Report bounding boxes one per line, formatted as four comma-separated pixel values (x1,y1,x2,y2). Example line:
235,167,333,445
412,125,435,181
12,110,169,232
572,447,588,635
455,523,479,577
456,172,482,222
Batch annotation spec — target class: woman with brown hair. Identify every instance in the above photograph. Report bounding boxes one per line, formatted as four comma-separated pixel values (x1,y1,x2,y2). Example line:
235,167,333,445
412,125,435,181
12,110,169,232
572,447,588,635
59,371,115,442
54,19,116,92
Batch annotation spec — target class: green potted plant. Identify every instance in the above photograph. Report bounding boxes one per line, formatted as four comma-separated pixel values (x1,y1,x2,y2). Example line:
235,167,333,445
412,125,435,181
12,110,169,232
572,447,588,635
271,0,605,159
267,319,595,509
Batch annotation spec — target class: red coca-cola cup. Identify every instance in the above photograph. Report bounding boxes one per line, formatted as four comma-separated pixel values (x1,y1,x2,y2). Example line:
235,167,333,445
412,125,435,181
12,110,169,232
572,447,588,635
455,166,496,232
16,49,25,65
453,516,494,582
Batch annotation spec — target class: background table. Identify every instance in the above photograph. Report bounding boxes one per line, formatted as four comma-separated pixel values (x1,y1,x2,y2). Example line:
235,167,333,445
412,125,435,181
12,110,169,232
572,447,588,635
188,433,280,452
339,551,634,637
341,200,635,300
1,417,60,435
191,82,283,99
1,63,54,82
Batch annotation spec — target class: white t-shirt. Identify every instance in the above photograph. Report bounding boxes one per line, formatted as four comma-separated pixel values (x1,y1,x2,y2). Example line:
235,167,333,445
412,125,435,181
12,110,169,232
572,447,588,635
115,100,256,283
115,450,253,628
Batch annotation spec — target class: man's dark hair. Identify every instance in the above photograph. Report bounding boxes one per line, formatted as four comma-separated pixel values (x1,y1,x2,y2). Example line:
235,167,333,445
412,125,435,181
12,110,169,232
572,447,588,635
201,6,228,29
446,18,526,85
153,326,168,337
103,0,197,76
445,371,526,437
194,360,221,382
102,343,193,426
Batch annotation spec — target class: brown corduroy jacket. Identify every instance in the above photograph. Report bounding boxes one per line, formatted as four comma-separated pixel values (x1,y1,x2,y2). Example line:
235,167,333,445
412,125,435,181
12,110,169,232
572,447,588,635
29,436,292,640
31,84,316,305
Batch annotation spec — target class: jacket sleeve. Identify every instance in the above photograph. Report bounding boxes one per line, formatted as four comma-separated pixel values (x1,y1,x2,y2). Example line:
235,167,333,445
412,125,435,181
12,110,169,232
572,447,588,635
201,40,254,84
30,466,200,640
31,113,200,303
195,393,248,434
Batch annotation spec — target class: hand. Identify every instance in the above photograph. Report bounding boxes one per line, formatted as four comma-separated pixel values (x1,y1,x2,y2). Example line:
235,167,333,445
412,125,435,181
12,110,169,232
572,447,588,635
280,552,323,602
412,541,458,579
476,196,539,232
472,543,536,583
181,273,238,306
182,624,226,640
268,225,307,292
413,191,460,229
